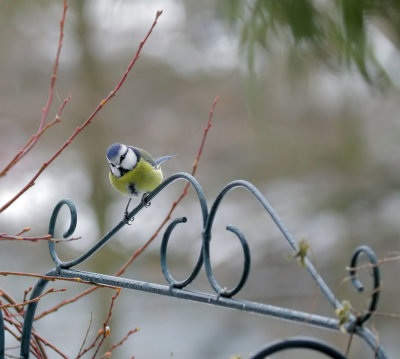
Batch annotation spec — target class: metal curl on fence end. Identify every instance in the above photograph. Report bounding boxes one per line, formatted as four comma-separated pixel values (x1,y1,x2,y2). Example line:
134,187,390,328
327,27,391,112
348,245,380,326
48,199,77,266
249,337,347,359
153,173,208,289
203,224,251,297
161,216,204,289
202,180,264,297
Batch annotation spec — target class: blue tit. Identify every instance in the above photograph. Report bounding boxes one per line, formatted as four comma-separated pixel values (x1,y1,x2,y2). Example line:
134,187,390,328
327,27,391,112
106,143,174,221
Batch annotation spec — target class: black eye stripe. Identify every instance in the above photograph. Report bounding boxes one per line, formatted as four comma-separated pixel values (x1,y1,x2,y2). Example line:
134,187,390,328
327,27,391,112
120,147,129,163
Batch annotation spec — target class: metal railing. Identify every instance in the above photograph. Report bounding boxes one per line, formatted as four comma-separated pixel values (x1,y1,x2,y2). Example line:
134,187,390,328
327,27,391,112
2,172,385,358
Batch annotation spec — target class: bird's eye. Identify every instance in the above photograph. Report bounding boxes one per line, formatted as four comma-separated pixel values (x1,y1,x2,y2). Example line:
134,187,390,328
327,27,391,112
120,154,126,161
110,163,116,168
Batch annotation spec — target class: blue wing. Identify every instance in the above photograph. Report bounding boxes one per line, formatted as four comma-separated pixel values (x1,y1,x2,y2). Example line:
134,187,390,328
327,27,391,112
134,146,175,167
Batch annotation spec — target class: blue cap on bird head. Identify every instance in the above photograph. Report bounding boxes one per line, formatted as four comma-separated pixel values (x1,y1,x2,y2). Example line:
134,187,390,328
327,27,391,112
106,143,125,162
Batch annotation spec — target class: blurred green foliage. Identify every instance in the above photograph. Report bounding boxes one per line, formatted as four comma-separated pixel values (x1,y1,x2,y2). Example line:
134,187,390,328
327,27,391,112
219,0,400,87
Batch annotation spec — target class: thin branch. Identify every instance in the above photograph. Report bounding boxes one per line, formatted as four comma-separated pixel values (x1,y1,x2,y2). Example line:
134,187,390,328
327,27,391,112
91,289,121,359
2,315,43,358
76,289,121,359
0,233,80,243
0,117,61,178
346,254,400,272
15,227,32,236
0,10,163,213
23,286,33,305
0,288,65,311
35,287,93,321
0,290,24,314
0,1,69,178
0,272,120,290
39,0,68,130
192,95,218,171
30,329,69,359
0,233,81,243
76,313,93,358
100,328,139,359
4,317,22,341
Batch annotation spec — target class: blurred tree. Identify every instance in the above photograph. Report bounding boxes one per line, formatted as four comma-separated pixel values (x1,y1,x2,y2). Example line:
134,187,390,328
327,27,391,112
73,1,112,235
219,0,400,87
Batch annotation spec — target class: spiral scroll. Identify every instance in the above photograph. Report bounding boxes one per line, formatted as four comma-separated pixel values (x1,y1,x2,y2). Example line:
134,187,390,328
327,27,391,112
348,245,381,326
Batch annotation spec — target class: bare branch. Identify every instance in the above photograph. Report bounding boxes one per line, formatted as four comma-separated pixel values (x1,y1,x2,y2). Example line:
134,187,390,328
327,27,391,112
0,11,163,213
0,1,69,177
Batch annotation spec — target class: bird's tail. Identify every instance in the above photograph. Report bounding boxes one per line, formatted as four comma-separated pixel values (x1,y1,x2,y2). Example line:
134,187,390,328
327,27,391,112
154,154,176,166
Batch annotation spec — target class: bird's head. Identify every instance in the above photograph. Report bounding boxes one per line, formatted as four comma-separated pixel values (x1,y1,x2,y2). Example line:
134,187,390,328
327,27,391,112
106,143,138,177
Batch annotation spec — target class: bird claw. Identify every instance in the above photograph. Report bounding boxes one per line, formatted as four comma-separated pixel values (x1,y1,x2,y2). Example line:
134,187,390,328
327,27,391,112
123,212,134,225
141,193,151,208
122,198,134,224
122,194,151,224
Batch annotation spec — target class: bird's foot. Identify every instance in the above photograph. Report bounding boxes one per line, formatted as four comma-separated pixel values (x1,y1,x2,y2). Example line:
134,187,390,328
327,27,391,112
141,193,151,208
122,198,134,225
123,211,134,225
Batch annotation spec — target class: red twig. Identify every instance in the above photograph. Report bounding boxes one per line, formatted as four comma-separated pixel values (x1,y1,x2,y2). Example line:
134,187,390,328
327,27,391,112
0,291,25,318
35,288,90,321
192,95,218,172
76,313,93,358
0,94,71,212
0,118,61,178
30,328,69,359
91,288,121,359
3,320,44,359
0,10,163,213
15,227,32,236
0,233,80,243
39,0,68,130
3,321,21,342
0,288,65,311
100,328,139,358
1,292,65,358
76,289,121,359
0,1,68,178
0,272,120,290
23,286,33,304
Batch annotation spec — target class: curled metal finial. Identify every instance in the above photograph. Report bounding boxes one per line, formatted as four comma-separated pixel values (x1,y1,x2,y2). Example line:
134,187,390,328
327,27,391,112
348,245,380,326
249,337,347,359
203,225,251,297
157,173,208,289
202,179,303,298
161,217,204,289
48,199,78,266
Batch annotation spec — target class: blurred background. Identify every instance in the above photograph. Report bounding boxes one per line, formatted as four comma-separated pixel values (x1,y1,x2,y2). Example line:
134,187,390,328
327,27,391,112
1,0,400,358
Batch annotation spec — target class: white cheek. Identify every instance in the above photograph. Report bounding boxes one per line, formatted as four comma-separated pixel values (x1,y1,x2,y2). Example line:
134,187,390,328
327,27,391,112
121,149,137,169
110,166,121,177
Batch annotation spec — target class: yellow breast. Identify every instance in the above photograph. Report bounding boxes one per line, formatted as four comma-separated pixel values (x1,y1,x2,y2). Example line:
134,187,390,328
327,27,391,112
109,159,163,197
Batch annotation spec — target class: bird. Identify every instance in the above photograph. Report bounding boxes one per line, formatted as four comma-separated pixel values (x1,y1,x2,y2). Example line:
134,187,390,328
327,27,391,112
106,143,174,222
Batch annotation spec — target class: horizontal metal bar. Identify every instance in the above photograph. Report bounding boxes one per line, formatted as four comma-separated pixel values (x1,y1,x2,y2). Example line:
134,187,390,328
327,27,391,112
53,268,341,332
